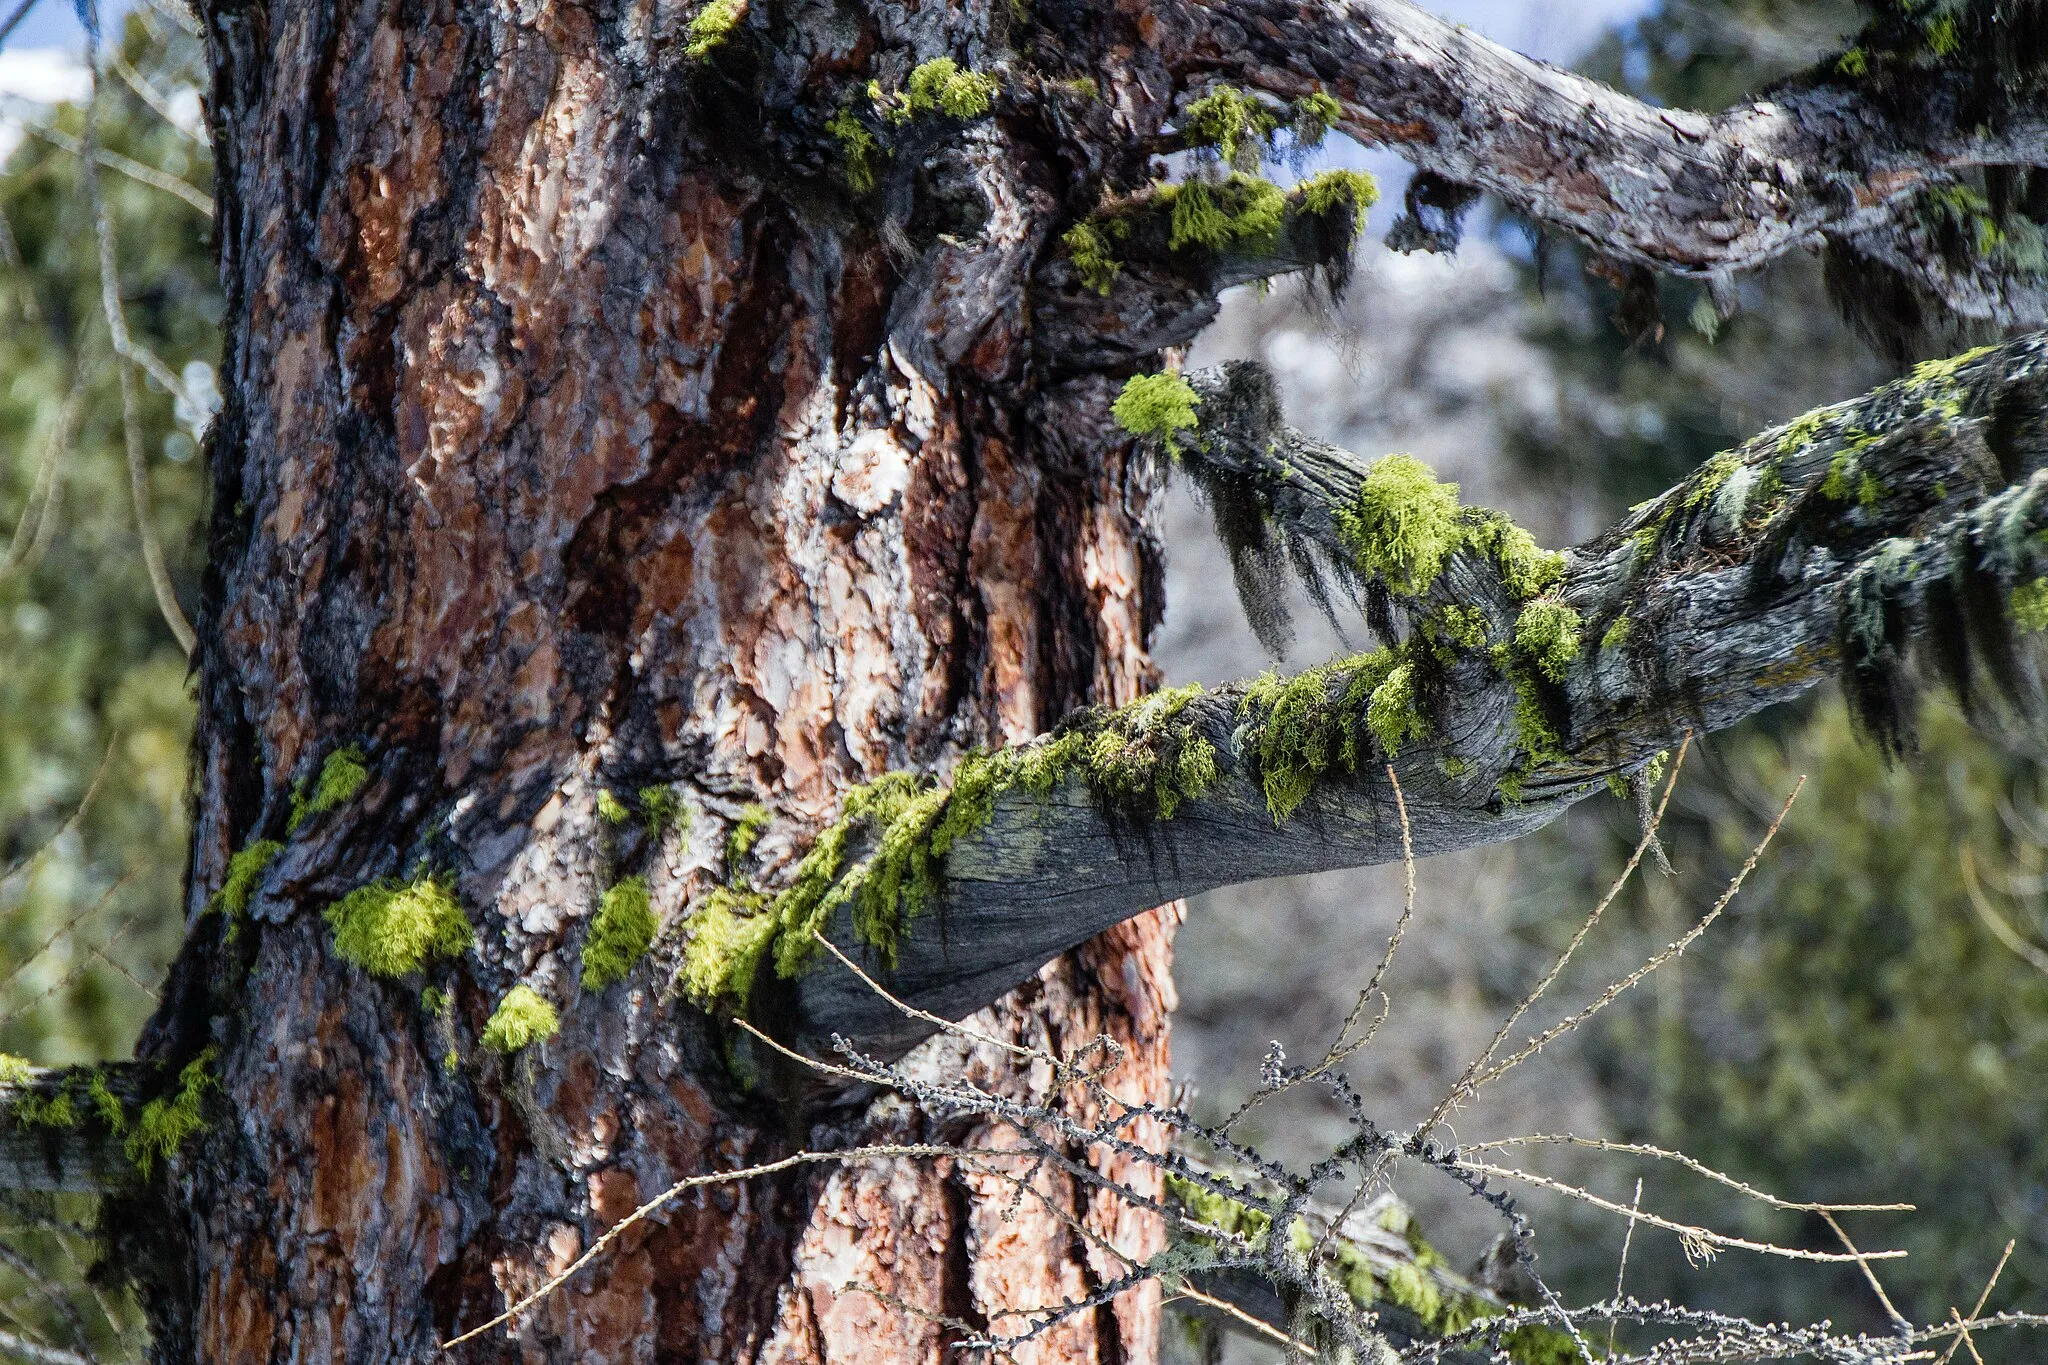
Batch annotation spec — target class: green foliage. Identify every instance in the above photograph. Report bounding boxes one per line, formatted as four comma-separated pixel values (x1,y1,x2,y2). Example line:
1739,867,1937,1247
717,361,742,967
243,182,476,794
125,1047,217,1178
209,839,282,921
582,876,657,990
685,0,745,58
289,746,368,831
324,875,474,978
1514,600,1583,683
481,985,558,1054
904,58,998,119
1334,453,1463,596
1111,372,1201,456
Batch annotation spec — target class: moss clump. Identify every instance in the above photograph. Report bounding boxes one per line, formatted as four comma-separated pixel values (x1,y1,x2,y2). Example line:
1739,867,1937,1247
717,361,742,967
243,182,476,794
1363,662,1427,758
2011,578,2048,632
904,57,998,119
726,804,771,872
1910,345,1995,389
1290,91,1343,147
421,985,450,1016
14,1085,75,1130
125,1048,216,1178
481,985,559,1054
677,887,776,1005
1334,453,1463,597
1514,600,1583,683
1062,220,1125,296
639,785,685,838
596,790,630,825
1240,651,1405,822
210,839,283,923
86,1069,124,1133
583,876,658,990
684,0,744,58
826,108,878,192
1836,44,1868,76
1159,173,1287,254
289,745,369,831
1299,168,1377,219
1600,614,1631,651
1464,510,1566,600
1181,85,1278,167
1112,372,1201,456
325,875,474,978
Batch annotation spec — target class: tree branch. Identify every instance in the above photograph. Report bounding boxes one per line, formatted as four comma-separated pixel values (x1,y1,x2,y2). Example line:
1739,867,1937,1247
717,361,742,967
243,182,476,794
0,1066,141,1195
745,336,2048,1066
1177,0,2048,324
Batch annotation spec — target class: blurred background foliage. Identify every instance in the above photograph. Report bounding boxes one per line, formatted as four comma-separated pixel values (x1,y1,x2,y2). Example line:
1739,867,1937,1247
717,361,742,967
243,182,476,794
0,0,2043,1359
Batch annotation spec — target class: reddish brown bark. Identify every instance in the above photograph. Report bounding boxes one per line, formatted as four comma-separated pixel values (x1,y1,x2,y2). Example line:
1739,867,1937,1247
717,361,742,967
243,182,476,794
133,0,1200,1359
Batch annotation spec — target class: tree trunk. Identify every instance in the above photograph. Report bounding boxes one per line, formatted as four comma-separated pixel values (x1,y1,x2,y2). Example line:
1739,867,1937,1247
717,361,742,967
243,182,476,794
134,1,1189,1358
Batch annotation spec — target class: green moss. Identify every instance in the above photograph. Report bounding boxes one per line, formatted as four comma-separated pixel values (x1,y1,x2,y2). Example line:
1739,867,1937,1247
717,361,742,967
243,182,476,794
582,878,658,991
727,804,771,871
685,0,745,59
1683,450,1744,511
481,985,559,1054
1298,168,1378,220
86,1069,124,1133
125,1048,216,1178
1857,471,1887,509
2011,578,2048,632
1112,371,1201,456
325,875,475,978
1334,453,1463,596
597,790,630,825
14,1086,75,1130
421,985,450,1016
1924,13,1958,56
1363,663,1428,758
209,839,283,927
1776,409,1829,456
1063,221,1123,296
1164,1171,1272,1242
289,746,369,831
1290,91,1343,147
1836,44,1868,76
1514,600,1583,683
1181,85,1278,167
1241,651,1401,822
826,109,878,192
1821,451,1856,501
1160,173,1288,254
1465,511,1566,600
1600,614,1631,651
677,886,776,1005
0,1055,28,1087
639,785,685,838
905,57,998,119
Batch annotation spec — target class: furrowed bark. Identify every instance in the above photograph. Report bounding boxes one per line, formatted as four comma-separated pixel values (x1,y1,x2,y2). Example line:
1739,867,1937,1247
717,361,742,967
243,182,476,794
1179,0,2048,323
782,336,2048,1061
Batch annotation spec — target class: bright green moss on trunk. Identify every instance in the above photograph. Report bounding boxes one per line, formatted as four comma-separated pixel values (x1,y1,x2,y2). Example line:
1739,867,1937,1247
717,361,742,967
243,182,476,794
726,804,771,872
1513,600,1583,683
126,1048,217,1178
596,789,630,825
209,839,283,924
904,58,997,119
583,876,658,990
325,875,474,978
481,985,559,1054
684,0,744,58
289,745,369,831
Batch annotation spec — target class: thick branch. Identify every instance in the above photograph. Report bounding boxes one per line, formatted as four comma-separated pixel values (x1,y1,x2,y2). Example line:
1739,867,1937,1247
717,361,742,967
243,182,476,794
756,337,2048,1065
0,1065,141,1194
1180,0,2048,323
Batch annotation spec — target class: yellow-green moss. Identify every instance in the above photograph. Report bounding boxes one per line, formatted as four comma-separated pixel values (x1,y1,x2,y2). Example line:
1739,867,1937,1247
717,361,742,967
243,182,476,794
210,839,283,925
1160,173,1288,253
1181,85,1278,166
727,803,771,872
125,1048,216,1178
1600,614,1631,651
685,0,745,58
481,985,559,1054
826,108,878,192
639,785,685,838
1924,14,1959,56
421,985,450,1016
1334,453,1463,597
2011,578,2048,632
1063,221,1124,296
289,746,369,831
1290,91,1343,147
1514,600,1583,683
1112,371,1201,456
1836,45,1868,76
86,1068,124,1133
905,57,998,119
1464,511,1566,600
1240,651,1403,822
1298,168,1378,219
584,876,659,990
325,875,474,978
597,790,631,825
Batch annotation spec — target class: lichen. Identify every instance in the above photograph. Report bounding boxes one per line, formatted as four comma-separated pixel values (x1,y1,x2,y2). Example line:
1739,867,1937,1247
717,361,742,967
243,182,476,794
289,745,369,831
639,785,685,839
481,985,559,1054
1464,510,1566,600
1298,168,1378,220
826,108,878,192
2012,578,2048,632
1181,85,1279,167
596,790,630,826
1334,453,1463,597
325,874,475,978
125,1047,216,1178
904,57,998,119
209,839,282,927
684,0,745,59
584,877,658,990
1112,371,1201,456
1514,600,1583,683
1290,91,1343,148
1159,173,1288,254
